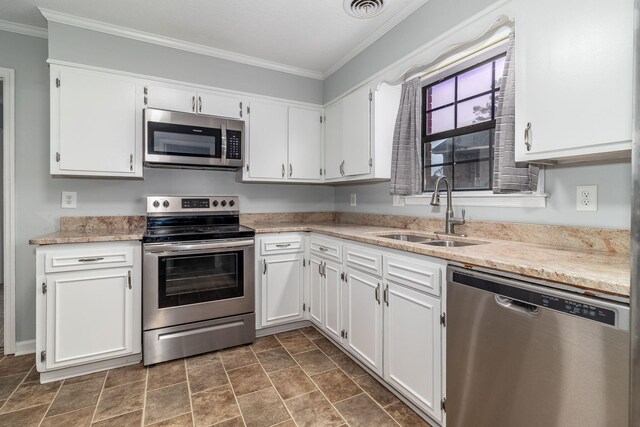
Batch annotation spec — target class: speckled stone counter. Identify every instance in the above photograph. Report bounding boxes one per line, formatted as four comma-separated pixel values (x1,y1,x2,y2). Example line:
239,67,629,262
29,216,146,245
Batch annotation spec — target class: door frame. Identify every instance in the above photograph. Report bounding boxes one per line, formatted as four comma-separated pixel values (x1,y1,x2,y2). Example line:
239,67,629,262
0,67,16,354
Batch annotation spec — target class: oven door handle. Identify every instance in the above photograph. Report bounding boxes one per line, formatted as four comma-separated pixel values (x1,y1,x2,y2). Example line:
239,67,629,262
144,239,254,254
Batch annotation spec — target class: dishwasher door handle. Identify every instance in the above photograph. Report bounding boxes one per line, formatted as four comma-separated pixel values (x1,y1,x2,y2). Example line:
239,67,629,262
495,295,540,316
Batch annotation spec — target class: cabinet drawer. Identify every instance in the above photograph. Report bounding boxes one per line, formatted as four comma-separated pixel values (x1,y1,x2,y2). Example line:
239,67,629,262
344,244,382,276
44,243,136,274
384,254,441,296
309,236,341,261
260,234,304,255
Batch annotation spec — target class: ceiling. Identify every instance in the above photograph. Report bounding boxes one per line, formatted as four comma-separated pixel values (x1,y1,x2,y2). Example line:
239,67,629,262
0,0,430,78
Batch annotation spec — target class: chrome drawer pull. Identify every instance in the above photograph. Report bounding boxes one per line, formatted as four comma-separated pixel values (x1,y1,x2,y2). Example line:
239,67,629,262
318,247,328,252
275,243,291,248
78,257,104,263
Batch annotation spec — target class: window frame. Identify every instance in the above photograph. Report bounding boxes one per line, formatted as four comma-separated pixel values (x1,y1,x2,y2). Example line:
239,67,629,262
421,53,506,193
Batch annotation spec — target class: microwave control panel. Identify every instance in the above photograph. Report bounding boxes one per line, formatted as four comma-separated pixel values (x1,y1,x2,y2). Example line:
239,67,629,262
226,130,242,160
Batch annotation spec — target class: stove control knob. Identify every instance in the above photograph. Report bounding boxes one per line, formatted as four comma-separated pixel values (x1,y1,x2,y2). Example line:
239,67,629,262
153,200,160,208
229,200,235,207
212,200,219,207
163,200,170,208
221,200,227,207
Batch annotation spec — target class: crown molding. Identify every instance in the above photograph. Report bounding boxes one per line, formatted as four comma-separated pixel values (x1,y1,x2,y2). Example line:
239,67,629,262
0,19,48,39
38,8,324,80
322,0,431,79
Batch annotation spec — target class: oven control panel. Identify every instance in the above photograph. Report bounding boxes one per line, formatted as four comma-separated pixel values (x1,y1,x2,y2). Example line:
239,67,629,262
147,196,239,214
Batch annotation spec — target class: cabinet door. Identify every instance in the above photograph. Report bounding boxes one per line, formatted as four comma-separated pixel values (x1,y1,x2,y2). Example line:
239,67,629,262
45,268,135,370
345,268,383,375
384,281,442,421
53,68,141,176
288,106,323,181
324,100,343,179
308,256,324,327
514,0,633,161
247,100,288,179
147,85,196,113
323,259,342,341
261,254,304,327
342,85,371,176
198,91,244,119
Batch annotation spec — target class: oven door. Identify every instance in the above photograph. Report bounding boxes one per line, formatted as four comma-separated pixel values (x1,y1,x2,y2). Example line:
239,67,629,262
143,239,255,330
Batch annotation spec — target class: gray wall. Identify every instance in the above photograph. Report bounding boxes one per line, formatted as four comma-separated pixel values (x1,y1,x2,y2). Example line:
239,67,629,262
48,23,323,105
1,29,333,343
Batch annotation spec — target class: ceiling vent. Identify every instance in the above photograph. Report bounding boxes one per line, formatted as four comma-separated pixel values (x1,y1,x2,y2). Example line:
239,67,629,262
344,0,387,19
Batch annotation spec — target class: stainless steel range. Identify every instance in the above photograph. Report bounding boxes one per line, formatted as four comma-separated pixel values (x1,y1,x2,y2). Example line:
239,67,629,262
142,196,255,365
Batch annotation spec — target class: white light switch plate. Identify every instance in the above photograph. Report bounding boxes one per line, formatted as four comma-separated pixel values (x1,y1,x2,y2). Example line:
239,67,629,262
576,185,597,212
61,191,77,209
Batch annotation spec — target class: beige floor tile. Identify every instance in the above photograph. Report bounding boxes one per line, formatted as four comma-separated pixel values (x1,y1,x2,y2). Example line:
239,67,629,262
187,361,228,394
104,363,146,388
185,351,221,368
0,355,35,377
255,347,296,373
313,337,343,357
385,401,431,426
0,380,61,414
47,377,103,416
94,379,145,422
236,387,290,427
22,366,40,384
269,366,317,400
144,382,191,425
40,406,95,427
273,420,297,427
354,374,400,408
212,416,245,426
278,334,317,355
0,372,25,400
147,412,193,426
0,403,48,427
250,335,282,353
147,360,186,391
334,393,398,427
312,369,362,403
299,326,324,341
330,353,366,378
191,385,240,427
92,409,143,427
227,363,271,397
220,345,257,370
285,390,345,427
293,349,337,376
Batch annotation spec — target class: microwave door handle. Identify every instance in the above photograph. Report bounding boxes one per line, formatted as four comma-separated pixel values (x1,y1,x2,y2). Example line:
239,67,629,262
221,122,228,163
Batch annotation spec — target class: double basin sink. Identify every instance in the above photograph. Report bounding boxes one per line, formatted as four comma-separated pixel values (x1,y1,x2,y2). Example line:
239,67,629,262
375,232,484,248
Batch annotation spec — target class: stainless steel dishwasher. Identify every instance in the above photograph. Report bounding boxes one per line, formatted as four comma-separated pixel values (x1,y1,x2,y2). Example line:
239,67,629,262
447,266,630,427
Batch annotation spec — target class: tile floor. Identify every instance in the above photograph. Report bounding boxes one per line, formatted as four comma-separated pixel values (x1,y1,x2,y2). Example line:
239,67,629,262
0,326,431,426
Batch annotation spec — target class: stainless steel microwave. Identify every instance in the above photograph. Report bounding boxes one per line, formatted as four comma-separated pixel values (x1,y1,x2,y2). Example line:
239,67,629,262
144,108,244,169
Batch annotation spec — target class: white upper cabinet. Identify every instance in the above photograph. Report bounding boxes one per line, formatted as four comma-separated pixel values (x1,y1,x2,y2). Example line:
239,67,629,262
342,85,372,177
288,107,323,180
51,66,143,177
147,85,244,119
515,0,633,162
247,100,289,180
324,100,344,180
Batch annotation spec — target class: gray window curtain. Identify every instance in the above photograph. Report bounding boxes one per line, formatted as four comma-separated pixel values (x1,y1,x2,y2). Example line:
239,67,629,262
493,31,540,193
390,77,422,195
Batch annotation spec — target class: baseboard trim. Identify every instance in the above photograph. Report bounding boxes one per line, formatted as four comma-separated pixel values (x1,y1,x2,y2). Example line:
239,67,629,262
15,339,36,355
39,354,141,383
256,320,312,337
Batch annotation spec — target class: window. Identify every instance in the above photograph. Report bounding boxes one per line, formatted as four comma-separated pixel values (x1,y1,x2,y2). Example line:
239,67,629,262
422,54,506,192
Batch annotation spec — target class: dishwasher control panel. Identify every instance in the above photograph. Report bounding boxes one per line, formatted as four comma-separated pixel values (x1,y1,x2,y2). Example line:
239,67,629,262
539,294,615,326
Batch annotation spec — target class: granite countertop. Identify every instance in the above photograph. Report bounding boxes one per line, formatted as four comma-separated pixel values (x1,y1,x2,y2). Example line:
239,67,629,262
244,222,631,298
29,228,146,245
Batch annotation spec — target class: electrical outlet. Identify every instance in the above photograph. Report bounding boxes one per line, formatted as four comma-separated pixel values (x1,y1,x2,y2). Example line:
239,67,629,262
61,191,77,209
393,195,405,207
350,193,357,207
576,185,597,212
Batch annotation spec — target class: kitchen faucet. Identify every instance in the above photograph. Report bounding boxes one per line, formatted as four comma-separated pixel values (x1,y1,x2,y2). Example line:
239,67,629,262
430,175,466,236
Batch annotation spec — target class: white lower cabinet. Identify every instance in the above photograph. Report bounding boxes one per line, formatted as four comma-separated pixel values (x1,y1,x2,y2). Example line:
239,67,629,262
308,256,324,327
323,259,342,341
383,281,443,422
36,242,142,378
261,254,305,327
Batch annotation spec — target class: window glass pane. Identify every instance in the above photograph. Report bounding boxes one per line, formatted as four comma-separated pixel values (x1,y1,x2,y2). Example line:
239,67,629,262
424,139,453,165
456,93,493,128
427,106,455,135
454,160,491,190
494,57,506,87
457,62,493,100
426,78,455,110
424,164,452,192
453,130,492,163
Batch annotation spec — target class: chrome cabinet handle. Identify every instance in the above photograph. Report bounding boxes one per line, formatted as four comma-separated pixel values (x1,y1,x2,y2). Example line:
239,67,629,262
339,161,345,176
383,285,389,306
318,262,322,276
289,163,293,177
129,154,133,171
127,271,132,289
281,164,285,178
318,247,328,252
198,96,202,112
524,122,532,151
322,262,327,278
275,243,291,248
192,96,196,112
78,257,104,263
375,283,380,304
263,259,267,274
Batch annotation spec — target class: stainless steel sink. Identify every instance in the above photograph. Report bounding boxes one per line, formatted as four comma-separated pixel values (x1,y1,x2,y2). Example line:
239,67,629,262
421,240,479,247
376,233,434,243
